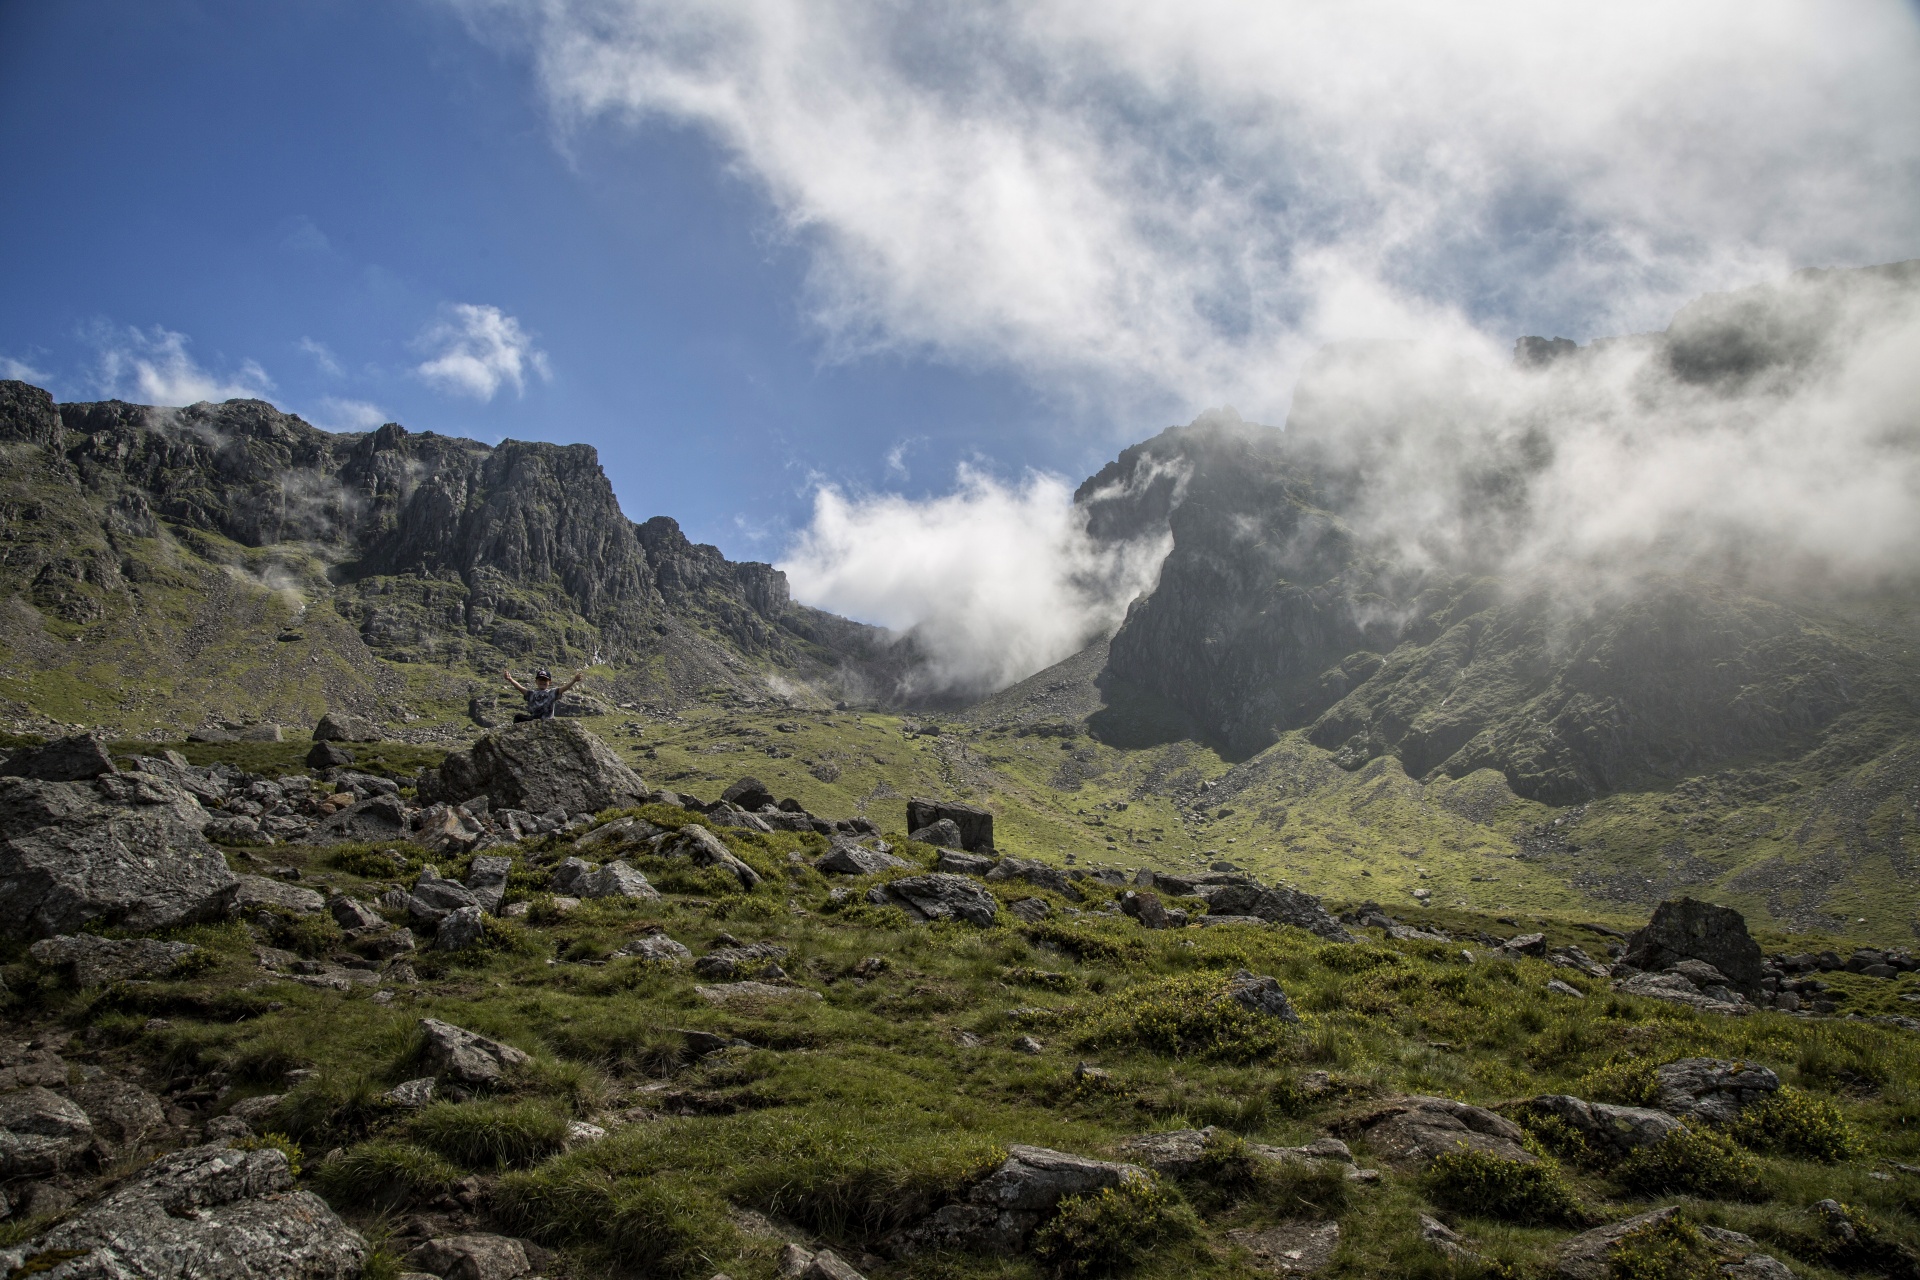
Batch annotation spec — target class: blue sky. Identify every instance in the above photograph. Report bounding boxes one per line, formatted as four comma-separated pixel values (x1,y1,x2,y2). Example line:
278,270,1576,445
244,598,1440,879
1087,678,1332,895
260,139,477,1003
3,0,1916,657
0,0,1073,556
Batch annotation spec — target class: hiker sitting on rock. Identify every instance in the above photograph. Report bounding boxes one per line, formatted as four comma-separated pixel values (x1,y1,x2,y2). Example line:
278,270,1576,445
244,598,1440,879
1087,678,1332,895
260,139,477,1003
503,667,580,722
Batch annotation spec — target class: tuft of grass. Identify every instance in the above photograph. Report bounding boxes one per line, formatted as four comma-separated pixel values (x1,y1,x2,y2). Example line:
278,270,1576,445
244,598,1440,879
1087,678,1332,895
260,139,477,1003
232,1131,304,1177
312,1140,464,1209
1577,1058,1661,1108
1615,1128,1766,1201
1425,1148,1589,1226
1029,1177,1199,1280
1074,973,1295,1063
406,1099,572,1170
258,910,345,958
497,1165,737,1279
1728,1087,1865,1163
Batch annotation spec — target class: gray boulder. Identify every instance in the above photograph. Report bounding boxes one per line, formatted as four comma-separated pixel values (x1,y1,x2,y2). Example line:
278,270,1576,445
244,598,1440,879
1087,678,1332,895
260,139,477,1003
465,855,514,912
1335,1096,1534,1169
233,874,326,916
436,905,487,951
1120,890,1180,929
987,857,1081,898
909,818,966,850
0,1143,365,1280
1119,1126,1352,1177
906,798,994,852
1220,969,1300,1022
663,824,761,890
1555,1206,1792,1280
693,942,789,980
0,775,238,939
313,711,383,743
412,803,485,856
0,1087,94,1177
418,1018,531,1086
617,933,693,965
329,895,385,931
892,1145,1148,1256
418,719,647,817
815,840,911,876
1199,881,1354,942
67,1078,166,1152
878,873,999,926
1653,1058,1780,1124
306,741,354,770
407,1233,531,1280
1612,969,1749,1015
1623,898,1764,995
1519,1096,1686,1159
1,734,118,781
312,793,411,845
408,867,483,924
29,935,200,986
936,849,997,876
550,856,660,900
720,777,776,811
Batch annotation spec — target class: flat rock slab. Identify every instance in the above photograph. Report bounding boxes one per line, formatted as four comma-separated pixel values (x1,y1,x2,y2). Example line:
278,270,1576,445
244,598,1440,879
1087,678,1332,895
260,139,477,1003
234,874,326,916
815,842,911,876
1654,1058,1780,1124
875,873,999,926
695,982,823,1006
29,935,199,986
1613,970,1749,1015
419,1018,532,1086
1227,1221,1342,1275
407,1233,531,1280
0,1143,365,1280
1335,1096,1534,1168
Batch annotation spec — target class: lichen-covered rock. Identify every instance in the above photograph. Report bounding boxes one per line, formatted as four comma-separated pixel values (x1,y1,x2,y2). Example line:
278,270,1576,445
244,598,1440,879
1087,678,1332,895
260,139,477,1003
413,803,486,855
550,856,659,900
906,799,995,852
1612,970,1749,1015
328,895,385,930
312,793,411,845
617,933,693,965
418,1018,531,1086
1220,969,1300,1022
1623,898,1765,995
406,1233,531,1280
436,905,487,951
1653,1058,1780,1124
0,1143,365,1280
67,1078,167,1152
418,719,646,816
0,775,238,939
663,824,761,890
0,1087,94,1177
1518,1096,1685,1159
1334,1096,1534,1169
815,841,911,876
29,934,200,986
407,866,484,924
233,874,326,916
876,873,999,926
890,1144,1147,1256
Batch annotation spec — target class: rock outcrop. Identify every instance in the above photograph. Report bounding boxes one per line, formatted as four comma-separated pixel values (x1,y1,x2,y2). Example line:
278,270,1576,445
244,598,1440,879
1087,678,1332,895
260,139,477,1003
0,774,238,939
0,1143,366,1280
1622,898,1765,995
419,719,647,816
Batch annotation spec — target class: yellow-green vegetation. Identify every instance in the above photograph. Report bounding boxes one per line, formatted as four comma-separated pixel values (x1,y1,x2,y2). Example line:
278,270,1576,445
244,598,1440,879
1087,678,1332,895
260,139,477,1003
6,803,1919,1279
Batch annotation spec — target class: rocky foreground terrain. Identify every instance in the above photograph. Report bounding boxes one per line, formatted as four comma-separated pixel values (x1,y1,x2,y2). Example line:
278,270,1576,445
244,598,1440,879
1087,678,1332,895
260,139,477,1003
0,717,1917,1279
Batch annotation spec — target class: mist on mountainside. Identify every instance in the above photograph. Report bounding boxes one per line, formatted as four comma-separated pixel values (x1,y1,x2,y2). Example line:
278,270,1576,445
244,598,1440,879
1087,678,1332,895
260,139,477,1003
781,262,1920,705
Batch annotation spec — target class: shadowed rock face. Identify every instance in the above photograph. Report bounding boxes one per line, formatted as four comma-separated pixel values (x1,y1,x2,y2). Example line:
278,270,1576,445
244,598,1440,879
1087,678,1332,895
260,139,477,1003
1624,898,1765,995
1077,264,1920,803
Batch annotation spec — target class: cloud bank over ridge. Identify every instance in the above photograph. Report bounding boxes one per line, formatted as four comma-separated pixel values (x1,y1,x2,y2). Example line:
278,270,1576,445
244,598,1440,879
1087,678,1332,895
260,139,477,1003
457,0,1920,691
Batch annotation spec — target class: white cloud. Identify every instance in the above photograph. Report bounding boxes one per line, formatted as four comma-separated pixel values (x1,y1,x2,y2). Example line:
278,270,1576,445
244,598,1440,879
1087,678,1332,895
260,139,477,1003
456,0,1920,417
312,397,390,431
780,465,1169,696
89,325,273,406
297,337,344,377
1,355,50,385
414,303,551,400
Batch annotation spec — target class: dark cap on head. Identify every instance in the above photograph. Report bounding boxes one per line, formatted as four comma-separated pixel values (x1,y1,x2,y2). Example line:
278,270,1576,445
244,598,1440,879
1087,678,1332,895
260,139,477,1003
534,668,552,680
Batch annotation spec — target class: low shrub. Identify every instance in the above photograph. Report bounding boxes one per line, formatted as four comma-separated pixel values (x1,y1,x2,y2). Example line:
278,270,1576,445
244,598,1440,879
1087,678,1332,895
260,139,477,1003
311,1140,462,1207
1075,973,1296,1063
497,1165,738,1278
1727,1087,1864,1163
1605,1214,1720,1280
259,910,345,958
1615,1128,1765,1201
1578,1058,1661,1108
326,845,418,879
1513,1108,1596,1165
1029,1177,1199,1279
274,1073,393,1145
406,1099,571,1169
1425,1149,1588,1225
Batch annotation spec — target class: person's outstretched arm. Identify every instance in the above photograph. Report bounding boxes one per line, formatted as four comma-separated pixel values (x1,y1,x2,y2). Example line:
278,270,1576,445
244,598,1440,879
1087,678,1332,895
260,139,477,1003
560,671,584,693
503,669,529,693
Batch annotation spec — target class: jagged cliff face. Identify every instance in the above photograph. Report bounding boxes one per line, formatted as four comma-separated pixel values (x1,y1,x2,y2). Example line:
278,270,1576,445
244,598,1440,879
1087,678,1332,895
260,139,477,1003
1080,263,1920,804
0,385,905,729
